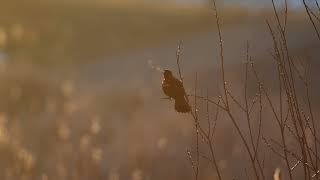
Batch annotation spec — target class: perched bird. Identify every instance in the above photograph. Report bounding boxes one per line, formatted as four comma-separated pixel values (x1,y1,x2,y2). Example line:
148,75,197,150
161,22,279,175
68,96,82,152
162,69,191,113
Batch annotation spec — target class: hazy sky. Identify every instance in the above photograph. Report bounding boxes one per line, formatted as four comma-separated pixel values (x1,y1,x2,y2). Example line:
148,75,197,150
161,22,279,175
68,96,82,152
223,0,302,8
53,0,305,9
173,0,303,8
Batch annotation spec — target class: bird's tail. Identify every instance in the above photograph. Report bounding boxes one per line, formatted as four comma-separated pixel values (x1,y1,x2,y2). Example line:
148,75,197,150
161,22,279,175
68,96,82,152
174,96,191,113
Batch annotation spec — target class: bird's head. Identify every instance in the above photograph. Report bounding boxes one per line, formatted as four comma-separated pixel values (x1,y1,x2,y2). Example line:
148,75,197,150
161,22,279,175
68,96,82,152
163,69,173,79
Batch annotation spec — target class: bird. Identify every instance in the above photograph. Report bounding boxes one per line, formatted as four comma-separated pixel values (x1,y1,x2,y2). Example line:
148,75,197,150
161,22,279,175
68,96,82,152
162,69,191,113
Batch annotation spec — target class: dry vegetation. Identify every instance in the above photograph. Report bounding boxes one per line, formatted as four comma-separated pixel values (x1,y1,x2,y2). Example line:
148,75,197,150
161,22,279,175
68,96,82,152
171,0,320,180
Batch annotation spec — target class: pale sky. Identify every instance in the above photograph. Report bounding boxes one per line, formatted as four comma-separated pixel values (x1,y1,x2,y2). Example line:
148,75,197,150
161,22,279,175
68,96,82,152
171,0,303,9
55,0,305,9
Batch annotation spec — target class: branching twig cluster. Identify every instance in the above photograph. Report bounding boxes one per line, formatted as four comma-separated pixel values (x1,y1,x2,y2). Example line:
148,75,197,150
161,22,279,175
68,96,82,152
169,0,320,179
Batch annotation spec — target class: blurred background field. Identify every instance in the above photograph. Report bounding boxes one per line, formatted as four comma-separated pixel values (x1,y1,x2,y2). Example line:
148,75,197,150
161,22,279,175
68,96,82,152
0,0,279,65
1,0,214,65
0,0,320,180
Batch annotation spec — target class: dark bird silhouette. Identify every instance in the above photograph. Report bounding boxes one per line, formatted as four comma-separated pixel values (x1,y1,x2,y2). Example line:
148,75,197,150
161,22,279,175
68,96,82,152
162,69,191,113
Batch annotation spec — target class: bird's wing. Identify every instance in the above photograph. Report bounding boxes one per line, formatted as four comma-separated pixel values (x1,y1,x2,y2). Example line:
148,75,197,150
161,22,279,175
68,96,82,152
174,78,186,94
